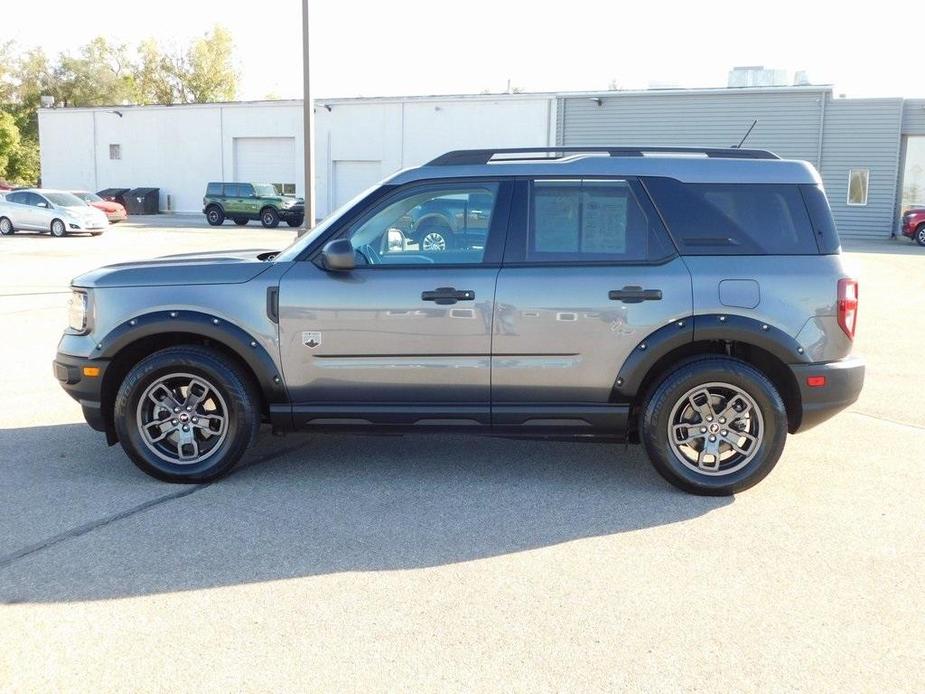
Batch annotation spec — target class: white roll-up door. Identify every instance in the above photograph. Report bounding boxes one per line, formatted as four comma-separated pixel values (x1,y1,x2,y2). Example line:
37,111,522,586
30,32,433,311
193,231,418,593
233,137,296,189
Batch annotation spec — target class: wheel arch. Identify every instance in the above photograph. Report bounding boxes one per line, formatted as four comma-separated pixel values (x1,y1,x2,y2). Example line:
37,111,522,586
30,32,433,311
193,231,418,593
413,212,455,234
615,314,807,436
96,311,289,439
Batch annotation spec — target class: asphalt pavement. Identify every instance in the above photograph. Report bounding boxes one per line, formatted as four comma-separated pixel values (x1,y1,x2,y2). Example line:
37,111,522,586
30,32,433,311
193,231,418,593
0,222,922,691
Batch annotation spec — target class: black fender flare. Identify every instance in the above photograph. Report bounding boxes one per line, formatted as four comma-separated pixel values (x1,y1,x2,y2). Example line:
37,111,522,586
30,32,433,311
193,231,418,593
94,310,289,406
613,313,810,399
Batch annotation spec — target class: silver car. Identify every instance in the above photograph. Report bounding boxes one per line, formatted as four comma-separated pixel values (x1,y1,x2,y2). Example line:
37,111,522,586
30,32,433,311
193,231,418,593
53,147,864,495
0,189,109,237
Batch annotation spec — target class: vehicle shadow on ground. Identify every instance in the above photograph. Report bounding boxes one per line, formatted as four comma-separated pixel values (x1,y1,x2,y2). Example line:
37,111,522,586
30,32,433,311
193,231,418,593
0,423,731,603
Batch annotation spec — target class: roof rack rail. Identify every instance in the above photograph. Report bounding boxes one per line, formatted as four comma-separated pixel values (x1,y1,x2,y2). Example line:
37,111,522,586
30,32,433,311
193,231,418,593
427,146,780,166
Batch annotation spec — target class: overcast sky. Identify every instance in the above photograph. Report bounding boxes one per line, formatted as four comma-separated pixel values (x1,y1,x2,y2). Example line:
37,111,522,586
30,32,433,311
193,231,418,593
6,0,924,100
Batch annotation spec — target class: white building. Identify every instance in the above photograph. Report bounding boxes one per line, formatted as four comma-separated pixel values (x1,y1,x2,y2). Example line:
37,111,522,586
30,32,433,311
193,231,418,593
38,94,558,219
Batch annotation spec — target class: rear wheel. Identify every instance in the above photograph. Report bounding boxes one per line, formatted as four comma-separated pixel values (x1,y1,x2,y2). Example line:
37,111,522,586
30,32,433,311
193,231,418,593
915,223,925,247
639,357,787,495
233,217,249,226
0,217,13,235
50,219,67,237
113,346,260,483
260,207,280,228
206,206,225,226
416,222,452,251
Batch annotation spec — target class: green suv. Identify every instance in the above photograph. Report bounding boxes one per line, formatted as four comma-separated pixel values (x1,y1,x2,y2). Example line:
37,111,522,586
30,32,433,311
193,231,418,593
202,182,304,228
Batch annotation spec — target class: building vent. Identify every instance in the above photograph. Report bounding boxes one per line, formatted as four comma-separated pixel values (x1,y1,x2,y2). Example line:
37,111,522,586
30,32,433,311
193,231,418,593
727,66,788,88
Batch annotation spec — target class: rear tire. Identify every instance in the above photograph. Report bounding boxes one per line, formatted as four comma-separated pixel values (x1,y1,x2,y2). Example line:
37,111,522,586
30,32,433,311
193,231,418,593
113,345,260,483
260,207,280,228
206,206,225,226
639,357,787,496
915,223,925,247
0,217,13,235
233,217,249,226
415,223,452,251
50,219,67,237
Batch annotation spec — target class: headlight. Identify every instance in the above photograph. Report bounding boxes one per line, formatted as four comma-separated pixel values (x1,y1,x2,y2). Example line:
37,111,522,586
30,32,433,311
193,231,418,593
68,289,89,333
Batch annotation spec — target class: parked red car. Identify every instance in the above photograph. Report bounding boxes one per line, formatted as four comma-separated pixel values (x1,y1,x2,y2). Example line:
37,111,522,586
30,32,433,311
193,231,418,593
901,207,925,246
72,191,127,223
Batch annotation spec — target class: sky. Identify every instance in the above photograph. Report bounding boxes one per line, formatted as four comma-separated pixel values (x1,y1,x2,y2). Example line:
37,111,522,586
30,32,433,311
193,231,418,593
4,0,925,100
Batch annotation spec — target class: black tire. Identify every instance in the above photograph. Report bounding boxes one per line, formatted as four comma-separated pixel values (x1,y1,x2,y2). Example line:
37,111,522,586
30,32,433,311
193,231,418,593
113,345,260,483
0,217,14,235
260,207,280,228
50,218,67,237
205,206,225,226
915,223,925,247
414,223,453,251
286,217,303,228
639,356,787,496
233,217,249,226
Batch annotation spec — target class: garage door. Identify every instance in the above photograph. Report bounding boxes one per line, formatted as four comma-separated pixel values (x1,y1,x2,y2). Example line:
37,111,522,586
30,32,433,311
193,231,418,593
233,137,296,191
333,160,381,209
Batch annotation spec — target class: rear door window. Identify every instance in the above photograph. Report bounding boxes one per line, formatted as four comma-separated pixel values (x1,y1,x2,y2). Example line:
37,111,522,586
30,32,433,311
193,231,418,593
206,182,223,196
642,178,818,255
225,183,242,198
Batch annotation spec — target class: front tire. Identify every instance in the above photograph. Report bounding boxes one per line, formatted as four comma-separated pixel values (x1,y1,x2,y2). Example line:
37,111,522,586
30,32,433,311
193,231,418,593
51,219,67,237
415,223,452,251
113,346,260,483
0,217,13,235
261,208,280,228
639,357,787,496
206,206,225,226
286,216,303,228
915,224,925,247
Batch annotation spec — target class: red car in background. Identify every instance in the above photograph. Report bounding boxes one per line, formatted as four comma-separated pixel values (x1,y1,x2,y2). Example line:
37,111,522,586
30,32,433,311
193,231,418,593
72,191,127,223
901,207,925,246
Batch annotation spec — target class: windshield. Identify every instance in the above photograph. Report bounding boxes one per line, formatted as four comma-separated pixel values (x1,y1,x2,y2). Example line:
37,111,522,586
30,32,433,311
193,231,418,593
275,184,384,262
254,184,278,197
45,192,86,207
74,192,102,203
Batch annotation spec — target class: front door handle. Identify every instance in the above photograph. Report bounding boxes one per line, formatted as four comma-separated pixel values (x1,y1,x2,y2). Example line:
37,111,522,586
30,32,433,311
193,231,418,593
421,287,475,305
608,286,663,303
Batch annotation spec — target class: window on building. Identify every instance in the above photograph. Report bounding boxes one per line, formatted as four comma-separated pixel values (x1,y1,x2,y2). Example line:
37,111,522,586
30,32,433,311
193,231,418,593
274,183,296,195
847,169,869,206
643,178,818,255
109,144,121,160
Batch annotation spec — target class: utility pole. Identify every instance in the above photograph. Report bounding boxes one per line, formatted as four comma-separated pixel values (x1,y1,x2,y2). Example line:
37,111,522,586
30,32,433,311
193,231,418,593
301,0,315,233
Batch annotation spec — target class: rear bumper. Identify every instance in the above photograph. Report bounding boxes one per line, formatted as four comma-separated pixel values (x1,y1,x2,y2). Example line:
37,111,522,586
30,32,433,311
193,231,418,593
789,356,865,433
53,353,110,433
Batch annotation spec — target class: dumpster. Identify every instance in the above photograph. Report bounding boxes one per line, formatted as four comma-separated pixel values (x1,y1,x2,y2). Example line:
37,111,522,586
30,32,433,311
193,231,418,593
124,187,160,215
97,187,130,207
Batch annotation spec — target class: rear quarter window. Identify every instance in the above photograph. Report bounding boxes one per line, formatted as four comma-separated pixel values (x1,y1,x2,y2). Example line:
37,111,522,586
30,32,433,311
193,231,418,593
643,178,818,255
206,182,223,196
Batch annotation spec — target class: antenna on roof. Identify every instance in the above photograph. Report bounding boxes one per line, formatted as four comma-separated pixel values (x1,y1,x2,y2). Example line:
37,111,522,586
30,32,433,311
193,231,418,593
733,120,758,149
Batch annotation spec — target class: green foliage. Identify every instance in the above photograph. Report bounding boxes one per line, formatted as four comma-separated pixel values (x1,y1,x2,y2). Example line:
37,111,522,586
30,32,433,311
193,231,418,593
0,25,239,185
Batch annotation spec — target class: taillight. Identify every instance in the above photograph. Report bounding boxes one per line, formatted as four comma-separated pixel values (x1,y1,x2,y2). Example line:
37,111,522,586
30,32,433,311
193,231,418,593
837,278,858,340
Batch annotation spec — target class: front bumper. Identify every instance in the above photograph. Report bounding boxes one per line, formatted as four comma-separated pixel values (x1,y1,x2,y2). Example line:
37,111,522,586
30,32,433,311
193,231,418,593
53,352,110,433
105,210,125,222
789,356,865,432
278,205,304,221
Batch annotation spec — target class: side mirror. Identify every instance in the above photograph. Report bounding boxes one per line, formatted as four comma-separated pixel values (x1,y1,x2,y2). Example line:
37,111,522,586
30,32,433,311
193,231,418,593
321,238,356,271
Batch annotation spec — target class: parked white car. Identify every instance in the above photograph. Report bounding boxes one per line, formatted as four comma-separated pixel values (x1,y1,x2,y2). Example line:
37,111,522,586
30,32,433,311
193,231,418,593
0,189,109,237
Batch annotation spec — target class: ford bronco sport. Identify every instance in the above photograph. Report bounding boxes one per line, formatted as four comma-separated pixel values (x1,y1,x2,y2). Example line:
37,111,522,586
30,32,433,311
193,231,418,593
203,182,304,228
55,147,864,495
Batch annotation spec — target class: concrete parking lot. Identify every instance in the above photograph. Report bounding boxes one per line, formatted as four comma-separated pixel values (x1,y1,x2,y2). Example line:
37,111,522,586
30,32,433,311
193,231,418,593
0,219,922,691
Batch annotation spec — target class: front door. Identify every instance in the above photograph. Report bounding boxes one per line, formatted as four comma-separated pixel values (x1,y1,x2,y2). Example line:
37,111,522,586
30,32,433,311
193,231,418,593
491,178,692,427
278,179,511,428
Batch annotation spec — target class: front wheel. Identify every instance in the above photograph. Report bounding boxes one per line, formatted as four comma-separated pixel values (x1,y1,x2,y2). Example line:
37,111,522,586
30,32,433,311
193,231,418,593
286,216,303,228
639,357,787,496
260,208,280,228
113,346,260,483
415,224,452,251
50,219,67,237
0,217,13,235
915,224,925,247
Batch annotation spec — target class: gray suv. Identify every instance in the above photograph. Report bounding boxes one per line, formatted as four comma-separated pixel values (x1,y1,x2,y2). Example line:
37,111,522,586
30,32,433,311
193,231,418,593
54,147,864,495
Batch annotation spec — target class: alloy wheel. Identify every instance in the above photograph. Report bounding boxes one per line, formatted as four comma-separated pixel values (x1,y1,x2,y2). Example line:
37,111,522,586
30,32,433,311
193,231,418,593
421,231,447,251
667,382,764,476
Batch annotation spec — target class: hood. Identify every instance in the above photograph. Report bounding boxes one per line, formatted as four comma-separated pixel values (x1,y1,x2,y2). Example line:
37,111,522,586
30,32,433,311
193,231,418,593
72,248,279,289
91,200,123,213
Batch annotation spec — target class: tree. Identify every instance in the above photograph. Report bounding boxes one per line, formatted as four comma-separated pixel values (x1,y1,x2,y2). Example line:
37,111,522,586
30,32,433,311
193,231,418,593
52,37,135,107
179,26,238,103
0,111,20,176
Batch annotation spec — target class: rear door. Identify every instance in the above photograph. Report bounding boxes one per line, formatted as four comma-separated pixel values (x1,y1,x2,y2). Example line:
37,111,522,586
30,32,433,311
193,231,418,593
491,177,692,428
222,183,244,216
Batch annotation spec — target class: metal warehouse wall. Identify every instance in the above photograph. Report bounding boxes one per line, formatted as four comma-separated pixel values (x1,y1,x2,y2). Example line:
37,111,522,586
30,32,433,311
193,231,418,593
818,97,903,239
902,100,925,135
556,89,827,163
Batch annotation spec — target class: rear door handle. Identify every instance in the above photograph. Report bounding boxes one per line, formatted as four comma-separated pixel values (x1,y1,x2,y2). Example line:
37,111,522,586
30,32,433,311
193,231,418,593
608,286,663,303
421,287,475,305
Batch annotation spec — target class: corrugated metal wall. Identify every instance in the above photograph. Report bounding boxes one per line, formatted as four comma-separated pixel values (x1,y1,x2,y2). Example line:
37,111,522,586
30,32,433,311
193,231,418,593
556,88,906,239
556,89,826,163
818,97,902,239
901,99,925,136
